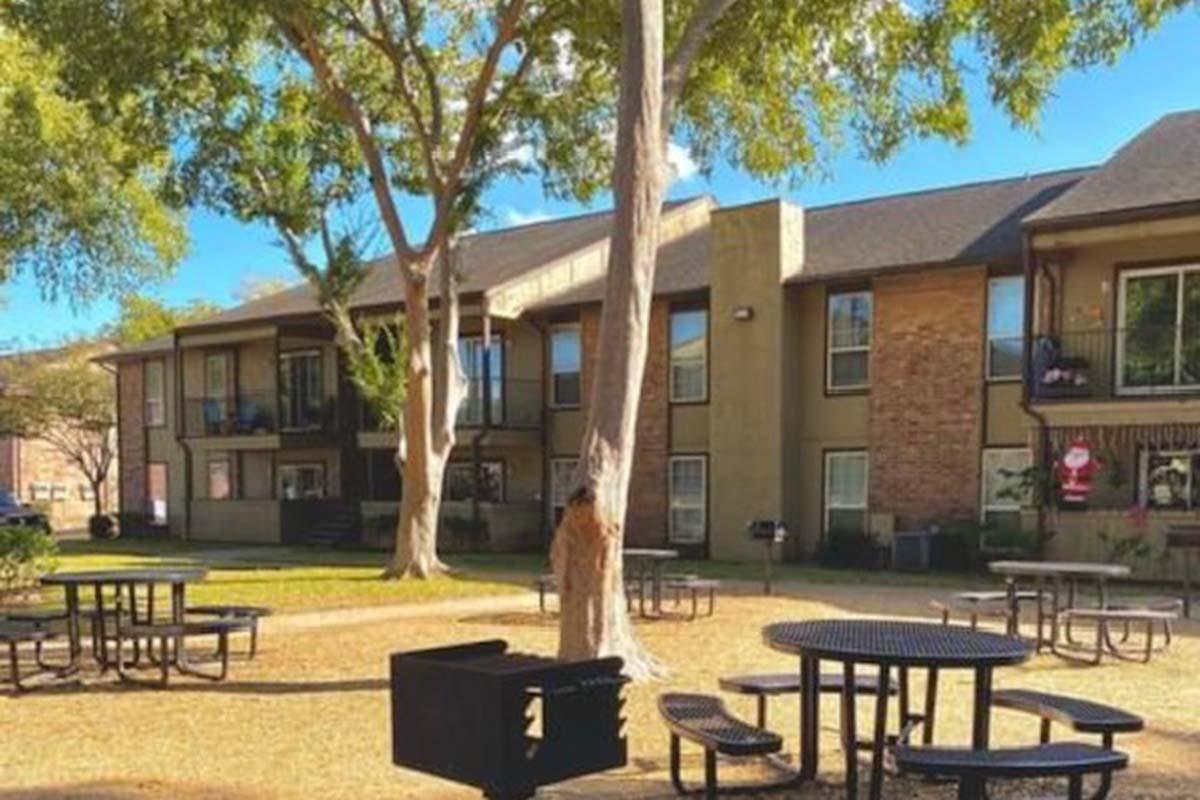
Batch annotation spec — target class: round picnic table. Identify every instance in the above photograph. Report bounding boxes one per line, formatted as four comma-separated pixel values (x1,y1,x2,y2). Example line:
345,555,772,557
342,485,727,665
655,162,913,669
622,548,679,617
764,619,1030,800
988,560,1130,652
41,567,208,675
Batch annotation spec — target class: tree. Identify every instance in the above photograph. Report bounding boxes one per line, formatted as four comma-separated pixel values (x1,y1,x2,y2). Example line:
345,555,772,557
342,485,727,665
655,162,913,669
106,294,223,346
0,27,185,305
552,0,1193,676
0,343,116,523
7,0,616,578
235,275,295,304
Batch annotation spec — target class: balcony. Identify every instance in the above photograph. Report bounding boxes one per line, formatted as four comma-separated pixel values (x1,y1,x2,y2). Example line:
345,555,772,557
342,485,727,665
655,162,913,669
359,378,542,432
183,393,337,437
1029,326,1200,401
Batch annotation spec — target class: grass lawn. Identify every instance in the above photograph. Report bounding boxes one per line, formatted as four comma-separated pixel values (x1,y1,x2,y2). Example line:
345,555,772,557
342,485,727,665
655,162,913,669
4,536,984,616
2,579,1196,799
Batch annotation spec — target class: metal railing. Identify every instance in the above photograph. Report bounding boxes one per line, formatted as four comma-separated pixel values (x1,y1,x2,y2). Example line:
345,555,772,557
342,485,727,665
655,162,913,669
358,377,542,431
1029,326,1200,400
183,393,338,436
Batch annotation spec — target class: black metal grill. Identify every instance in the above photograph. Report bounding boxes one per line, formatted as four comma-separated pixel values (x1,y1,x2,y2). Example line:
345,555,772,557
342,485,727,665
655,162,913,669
390,639,628,800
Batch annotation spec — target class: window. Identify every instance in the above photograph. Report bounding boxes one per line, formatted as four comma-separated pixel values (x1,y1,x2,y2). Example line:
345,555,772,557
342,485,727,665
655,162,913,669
1139,449,1200,510
444,461,504,503
29,482,50,502
79,484,96,502
981,448,1033,529
50,483,69,502
827,291,872,391
203,352,231,435
824,451,868,536
668,456,707,544
363,449,402,501
1118,264,1200,392
987,276,1025,380
458,336,504,425
207,457,232,500
670,309,708,402
549,458,578,524
278,463,325,500
144,360,166,426
279,350,323,431
550,324,581,407
147,463,168,525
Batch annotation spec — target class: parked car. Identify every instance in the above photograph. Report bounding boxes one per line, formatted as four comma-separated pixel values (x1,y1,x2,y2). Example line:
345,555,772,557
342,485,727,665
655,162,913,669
0,490,50,533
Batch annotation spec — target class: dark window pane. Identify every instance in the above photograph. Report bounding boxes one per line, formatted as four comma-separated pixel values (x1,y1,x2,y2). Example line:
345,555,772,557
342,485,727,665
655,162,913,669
1145,452,1190,509
827,509,866,537
830,352,868,388
1182,273,1200,384
989,338,1023,379
554,372,580,406
1123,274,1178,387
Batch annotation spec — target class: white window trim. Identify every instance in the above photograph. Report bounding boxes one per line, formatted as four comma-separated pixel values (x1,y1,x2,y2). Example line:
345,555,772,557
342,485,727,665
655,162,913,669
980,447,1033,522
823,451,868,534
548,323,582,409
1138,448,1199,510
986,276,1025,383
668,455,707,545
549,457,579,515
669,309,708,404
826,291,872,392
1116,263,1200,395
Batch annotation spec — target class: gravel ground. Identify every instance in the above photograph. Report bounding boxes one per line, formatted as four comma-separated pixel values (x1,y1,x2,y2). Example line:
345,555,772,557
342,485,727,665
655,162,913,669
2,581,1196,799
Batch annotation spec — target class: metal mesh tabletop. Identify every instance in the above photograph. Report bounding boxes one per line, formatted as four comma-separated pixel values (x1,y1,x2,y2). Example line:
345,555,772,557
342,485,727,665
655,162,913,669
763,620,1030,667
41,567,208,585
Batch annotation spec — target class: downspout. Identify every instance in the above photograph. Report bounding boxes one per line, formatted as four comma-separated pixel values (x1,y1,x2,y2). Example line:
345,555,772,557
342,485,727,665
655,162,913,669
1018,233,1052,552
173,330,194,539
470,304,492,547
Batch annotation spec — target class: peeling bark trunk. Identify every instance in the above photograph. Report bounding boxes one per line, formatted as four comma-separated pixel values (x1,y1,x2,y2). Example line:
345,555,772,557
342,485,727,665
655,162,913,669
552,0,667,680
384,246,468,580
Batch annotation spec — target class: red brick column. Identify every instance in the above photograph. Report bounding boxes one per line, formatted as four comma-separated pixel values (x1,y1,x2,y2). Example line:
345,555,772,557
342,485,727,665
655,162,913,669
118,362,147,519
868,268,986,529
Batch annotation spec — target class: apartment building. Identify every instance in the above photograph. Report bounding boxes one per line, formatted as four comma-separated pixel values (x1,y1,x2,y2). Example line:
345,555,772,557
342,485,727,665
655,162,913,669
102,111,1200,573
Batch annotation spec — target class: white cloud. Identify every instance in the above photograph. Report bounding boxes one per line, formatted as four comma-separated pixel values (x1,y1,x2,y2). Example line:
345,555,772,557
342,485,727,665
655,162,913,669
501,207,553,228
667,140,699,183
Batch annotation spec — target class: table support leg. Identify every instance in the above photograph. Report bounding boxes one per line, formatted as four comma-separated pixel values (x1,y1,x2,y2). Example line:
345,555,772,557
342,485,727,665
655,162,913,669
840,662,858,800
94,584,110,671
868,664,890,800
64,585,82,671
799,656,819,780
971,667,993,750
923,667,938,746
1004,577,1019,637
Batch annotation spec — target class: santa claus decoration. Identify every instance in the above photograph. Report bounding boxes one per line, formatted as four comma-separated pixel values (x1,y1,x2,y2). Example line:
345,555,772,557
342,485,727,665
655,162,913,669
1057,439,1100,506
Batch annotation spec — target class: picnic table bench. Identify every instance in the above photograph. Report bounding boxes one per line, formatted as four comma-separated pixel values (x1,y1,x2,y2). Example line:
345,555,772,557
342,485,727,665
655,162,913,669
1054,606,1179,664
718,671,897,729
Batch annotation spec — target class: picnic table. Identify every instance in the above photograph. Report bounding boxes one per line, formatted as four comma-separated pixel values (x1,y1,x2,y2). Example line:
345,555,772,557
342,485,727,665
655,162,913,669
988,560,1130,651
41,567,208,675
764,619,1030,800
623,548,679,617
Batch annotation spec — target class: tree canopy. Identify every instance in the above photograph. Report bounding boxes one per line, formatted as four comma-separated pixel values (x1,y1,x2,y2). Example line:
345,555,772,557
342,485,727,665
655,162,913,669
105,295,223,346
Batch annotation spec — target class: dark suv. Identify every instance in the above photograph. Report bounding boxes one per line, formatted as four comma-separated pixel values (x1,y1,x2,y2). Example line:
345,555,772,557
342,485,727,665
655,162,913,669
0,490,50,532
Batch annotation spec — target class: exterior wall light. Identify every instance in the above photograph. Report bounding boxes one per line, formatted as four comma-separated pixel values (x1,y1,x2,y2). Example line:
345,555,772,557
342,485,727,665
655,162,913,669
732,306,754,321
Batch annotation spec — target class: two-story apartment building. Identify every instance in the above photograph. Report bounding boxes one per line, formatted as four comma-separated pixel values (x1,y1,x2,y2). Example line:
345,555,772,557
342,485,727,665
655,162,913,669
102,110,1200,574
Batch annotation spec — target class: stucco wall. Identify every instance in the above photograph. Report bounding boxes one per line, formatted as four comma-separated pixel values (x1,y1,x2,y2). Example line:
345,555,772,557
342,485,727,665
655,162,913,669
190,499,281,543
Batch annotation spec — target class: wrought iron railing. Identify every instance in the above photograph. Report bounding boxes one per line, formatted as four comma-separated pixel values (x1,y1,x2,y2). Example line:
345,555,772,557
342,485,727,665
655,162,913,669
359,377,542,431
1029,325,1200,400
183,393,337,436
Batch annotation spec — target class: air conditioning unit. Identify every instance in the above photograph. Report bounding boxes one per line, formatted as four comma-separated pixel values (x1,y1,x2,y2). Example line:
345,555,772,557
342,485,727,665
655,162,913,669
892,530,935,572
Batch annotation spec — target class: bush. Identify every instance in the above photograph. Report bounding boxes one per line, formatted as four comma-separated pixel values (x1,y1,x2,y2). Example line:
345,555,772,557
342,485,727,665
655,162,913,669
89,513,118,540
0,526,58,596
819,529,883,569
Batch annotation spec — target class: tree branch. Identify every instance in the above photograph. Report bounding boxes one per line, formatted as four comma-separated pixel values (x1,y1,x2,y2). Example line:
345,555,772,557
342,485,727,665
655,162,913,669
663,0,741,111
394,0,444,147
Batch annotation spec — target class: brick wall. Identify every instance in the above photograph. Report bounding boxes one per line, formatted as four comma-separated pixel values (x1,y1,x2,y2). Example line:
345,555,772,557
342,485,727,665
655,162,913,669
868,268,986,528
576,300,670,547
118,362,147,520
0,437,15,493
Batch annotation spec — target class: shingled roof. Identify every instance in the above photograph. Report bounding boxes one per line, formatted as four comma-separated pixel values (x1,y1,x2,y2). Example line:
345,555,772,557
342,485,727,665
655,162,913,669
1026,111,1200,227
788,167,1092,283
179,197,706,331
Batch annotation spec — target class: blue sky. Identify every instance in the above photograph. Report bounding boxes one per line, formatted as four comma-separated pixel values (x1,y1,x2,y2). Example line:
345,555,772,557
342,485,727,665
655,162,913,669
2,9,1199,349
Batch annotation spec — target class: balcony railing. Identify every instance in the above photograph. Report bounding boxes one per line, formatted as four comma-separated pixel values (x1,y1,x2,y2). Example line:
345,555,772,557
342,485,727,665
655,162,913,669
359,378,542,432
183,393,337,437
1029,326,1200,400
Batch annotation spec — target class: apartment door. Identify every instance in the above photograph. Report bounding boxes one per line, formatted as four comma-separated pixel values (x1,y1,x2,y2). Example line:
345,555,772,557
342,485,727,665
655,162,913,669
279,350,323,430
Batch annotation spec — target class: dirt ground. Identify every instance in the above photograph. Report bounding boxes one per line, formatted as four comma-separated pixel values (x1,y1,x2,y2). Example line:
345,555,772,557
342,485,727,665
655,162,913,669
2,582,1197,799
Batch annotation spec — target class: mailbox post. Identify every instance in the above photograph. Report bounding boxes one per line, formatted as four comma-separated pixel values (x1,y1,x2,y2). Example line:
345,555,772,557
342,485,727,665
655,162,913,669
748,520,788,595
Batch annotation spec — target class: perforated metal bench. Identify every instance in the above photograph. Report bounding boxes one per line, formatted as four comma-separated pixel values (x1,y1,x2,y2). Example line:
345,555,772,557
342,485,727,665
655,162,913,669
658,692,789,798
718,671,897,729
0,623,71,692
664,577,720,619
894,741,1128,800
187,604,270,658
116,618,251,688
1055,607,1179,664
993,689,1144,745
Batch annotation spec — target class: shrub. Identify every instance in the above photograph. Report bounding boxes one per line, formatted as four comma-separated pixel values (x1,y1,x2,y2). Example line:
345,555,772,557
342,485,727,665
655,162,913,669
818,528,882,569
89,513,118,540
0,526,58,596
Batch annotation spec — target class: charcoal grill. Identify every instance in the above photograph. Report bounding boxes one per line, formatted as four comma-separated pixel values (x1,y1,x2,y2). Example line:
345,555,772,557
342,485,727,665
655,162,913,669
390,639,628,800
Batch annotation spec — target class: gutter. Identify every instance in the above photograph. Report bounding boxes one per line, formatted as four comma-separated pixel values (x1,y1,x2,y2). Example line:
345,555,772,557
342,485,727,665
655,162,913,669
1017,234,1052,550
172,330,194,539
469,304,493,541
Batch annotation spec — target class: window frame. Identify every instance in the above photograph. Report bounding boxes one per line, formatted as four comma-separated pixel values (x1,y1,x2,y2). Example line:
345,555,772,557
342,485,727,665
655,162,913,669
1138,447,1200,510
143,359,166,427
548,323,582,409
822,450,869,537
457,334,506,426
667,454,708,545
825,290,873,393
980,447,1033,523
669,308,709,404
1116,262,1200,395
278,348,324,432
986,275,1026,382
277,462,326,500
206,456,233,501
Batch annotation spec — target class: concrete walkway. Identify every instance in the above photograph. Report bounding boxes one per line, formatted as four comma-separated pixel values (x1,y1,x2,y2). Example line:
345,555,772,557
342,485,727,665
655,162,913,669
263,589,540,634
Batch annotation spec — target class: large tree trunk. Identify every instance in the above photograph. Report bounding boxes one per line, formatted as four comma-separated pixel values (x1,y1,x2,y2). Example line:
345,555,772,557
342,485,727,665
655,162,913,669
551,0,666,680
384,247,468,579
